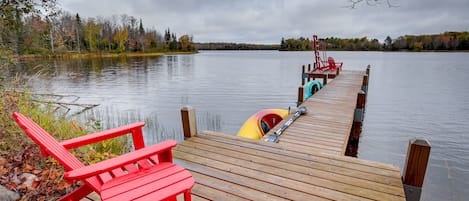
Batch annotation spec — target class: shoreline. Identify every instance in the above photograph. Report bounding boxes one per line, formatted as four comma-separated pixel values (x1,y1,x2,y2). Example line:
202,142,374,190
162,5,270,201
14,51,198,60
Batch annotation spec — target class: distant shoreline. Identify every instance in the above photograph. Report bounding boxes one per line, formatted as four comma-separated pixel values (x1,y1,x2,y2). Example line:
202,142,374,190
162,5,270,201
198,49,469,52
14,51,198,60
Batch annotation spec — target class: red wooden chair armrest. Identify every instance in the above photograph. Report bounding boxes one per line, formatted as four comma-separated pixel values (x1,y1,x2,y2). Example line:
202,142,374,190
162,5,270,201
64,140,177,181
60,122,146,150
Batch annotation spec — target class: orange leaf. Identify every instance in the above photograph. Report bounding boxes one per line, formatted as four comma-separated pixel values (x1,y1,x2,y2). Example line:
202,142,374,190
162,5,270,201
24,164,34,171
31,178,40,189
57,181,71,190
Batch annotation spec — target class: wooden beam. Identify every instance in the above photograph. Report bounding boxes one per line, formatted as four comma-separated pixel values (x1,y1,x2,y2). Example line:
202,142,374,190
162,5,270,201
402,138,431,201
402,138,431,187
181,106,197,138
323,73,328,85
345,91,366,157
301,65,306,85
297,86,304,107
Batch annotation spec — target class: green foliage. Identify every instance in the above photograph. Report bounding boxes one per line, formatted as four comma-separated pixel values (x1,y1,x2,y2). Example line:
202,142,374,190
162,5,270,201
194,42,279,50
279,37,311,51
0,84,128,161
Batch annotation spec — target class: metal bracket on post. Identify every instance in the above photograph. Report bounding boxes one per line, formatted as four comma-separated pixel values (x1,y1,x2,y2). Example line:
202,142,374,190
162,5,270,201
354,108,364,123
302,72,309,80
361,85,368,93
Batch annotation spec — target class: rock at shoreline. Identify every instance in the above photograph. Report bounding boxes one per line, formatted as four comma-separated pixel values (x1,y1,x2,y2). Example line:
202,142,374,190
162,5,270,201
19,173,39,189
0,185,20,201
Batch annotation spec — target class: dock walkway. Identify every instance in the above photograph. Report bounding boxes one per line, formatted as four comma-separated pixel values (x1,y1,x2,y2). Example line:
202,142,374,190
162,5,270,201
173,70,406,200
263,70,366,155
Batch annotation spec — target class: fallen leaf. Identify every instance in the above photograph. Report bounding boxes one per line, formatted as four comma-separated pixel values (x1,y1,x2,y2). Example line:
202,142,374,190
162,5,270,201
24,164,34,171
57,181,71,190
31,178,40,189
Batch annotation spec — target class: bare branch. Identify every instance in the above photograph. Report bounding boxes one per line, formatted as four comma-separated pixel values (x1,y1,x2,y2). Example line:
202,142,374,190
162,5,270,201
345,0,398,9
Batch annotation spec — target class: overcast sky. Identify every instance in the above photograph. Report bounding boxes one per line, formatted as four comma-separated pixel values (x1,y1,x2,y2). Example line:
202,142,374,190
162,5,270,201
58,0,469,44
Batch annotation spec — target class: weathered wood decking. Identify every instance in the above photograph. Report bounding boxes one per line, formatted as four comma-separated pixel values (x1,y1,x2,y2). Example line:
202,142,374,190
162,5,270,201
173,70,406,200
174,131,404,200
264,70,366,156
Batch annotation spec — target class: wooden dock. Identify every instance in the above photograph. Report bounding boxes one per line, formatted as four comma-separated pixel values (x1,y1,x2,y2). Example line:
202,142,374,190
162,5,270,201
174,68,407,200
263,70,366,156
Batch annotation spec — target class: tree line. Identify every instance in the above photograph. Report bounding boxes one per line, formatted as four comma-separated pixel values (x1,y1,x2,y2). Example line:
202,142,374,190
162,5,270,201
280,36,382,51
0,0,195,55
280,32,469,51
194,43,278,50
385,32,469,51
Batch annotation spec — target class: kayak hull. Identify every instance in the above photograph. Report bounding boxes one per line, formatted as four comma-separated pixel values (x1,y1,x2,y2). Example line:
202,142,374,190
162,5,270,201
237,109,289,140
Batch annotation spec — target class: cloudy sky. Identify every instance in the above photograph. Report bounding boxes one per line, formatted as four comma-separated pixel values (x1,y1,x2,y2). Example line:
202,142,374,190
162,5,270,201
58,0,469,44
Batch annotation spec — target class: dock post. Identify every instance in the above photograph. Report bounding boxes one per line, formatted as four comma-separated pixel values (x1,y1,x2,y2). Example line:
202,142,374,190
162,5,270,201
362,74,369,93
322,73,328,85
307,64,311,82
312,63,317,80
346,91,366,156
366,65,371,76
402,138,431,201
301,65,306,85
297,86,304,106
181,106,197,139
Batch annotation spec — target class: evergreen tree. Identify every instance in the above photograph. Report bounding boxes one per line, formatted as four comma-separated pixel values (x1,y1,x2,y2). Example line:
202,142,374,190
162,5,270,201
384,36,392,50
139,19,145,35
75,13,82,52
280,37,286,50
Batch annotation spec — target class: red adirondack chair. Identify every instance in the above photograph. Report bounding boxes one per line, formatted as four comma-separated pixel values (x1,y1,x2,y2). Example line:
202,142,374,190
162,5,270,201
13,112,194,201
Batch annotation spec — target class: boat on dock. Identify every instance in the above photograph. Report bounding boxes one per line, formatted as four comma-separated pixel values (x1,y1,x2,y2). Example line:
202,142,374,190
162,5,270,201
304,80,323,100
237,109,289,140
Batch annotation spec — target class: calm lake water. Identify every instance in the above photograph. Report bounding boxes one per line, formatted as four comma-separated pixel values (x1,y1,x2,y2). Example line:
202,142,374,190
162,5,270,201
5,51,469,200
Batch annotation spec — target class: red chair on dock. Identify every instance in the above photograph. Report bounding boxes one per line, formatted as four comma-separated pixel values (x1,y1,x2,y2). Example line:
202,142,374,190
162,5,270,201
312,35,343,73
13,112,194,201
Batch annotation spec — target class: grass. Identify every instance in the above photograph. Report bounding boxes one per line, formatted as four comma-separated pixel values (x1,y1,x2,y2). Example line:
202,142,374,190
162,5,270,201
82,106,183,146
0,87,129,158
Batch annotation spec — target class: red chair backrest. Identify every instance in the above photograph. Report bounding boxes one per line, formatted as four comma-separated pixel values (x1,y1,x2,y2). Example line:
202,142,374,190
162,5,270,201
13,112,85,171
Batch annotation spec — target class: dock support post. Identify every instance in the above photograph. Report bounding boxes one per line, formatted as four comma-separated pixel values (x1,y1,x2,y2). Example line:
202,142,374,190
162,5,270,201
301,65,306,85
346,91,366,156
181,106,197,139
307,64,311,82
362,74,369,93
322,74,328,85
402,138,431,201
297,86,304,106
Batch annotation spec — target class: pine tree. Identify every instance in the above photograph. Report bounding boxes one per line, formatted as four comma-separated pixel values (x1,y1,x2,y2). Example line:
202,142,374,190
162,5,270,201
75,13,82,52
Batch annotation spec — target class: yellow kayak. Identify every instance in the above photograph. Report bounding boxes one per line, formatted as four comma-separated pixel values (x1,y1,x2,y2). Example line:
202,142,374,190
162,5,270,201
237,109,290,140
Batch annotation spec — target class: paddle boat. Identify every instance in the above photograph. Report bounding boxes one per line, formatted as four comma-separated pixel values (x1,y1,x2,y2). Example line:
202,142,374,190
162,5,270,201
304,80,323,100
237,109,289,140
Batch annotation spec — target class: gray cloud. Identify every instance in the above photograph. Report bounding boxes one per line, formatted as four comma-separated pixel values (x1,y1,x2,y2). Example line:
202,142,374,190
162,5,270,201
59,0,469,43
